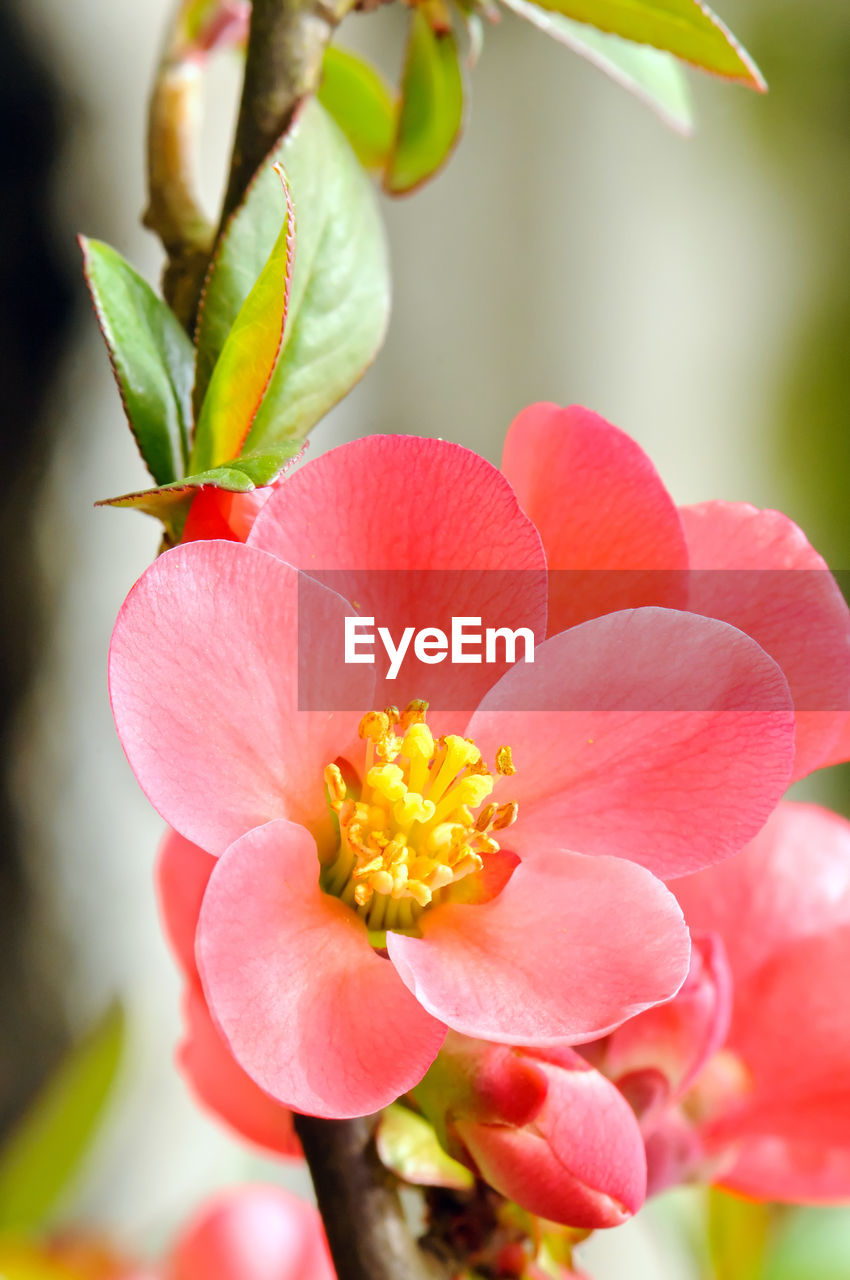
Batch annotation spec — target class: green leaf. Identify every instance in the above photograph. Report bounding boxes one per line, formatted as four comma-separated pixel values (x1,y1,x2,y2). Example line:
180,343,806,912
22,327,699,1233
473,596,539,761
191,166,294,471
81,238,193,485
376,1104,475,1191
0,1006,125,1233
503,0,693,132
97,442,302,541
194,100,390,452
385,12,465,195
708,1188,773,1280
515,0,765,87
319,45,397,171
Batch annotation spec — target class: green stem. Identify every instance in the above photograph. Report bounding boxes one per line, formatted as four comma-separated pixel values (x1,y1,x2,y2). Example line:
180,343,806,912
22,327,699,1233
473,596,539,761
144,6,216,329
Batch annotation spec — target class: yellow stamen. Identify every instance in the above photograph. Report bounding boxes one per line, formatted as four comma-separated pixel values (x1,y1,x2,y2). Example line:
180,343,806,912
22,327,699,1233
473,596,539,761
322,701,518,933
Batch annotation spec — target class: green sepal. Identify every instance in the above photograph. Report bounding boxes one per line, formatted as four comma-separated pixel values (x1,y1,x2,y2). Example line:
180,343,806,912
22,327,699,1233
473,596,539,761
517,0,765,88
503,0,693,132
191,166,294,472
319,45,397,171
0,1005,125,1233
194,100,390,453
384,11,466,195
81,238,194,485
375,1104,475,1191
97,442,302,542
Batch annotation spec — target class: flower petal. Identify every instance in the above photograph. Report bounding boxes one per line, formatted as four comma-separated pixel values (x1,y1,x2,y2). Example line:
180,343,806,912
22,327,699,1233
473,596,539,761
387,850,690,1044
109,541,374,856
179,985,301,1158
250,434,546,573
466,608,795,879
674,802,850,986
821,711,850,768
715,926,850,1147
156,829,216,981
501,403,689,631
602,931,733,1099
170,1185,336,1280
721,1138,850,1202
681,501,850,779
248,434,548,711
197,819,446,1118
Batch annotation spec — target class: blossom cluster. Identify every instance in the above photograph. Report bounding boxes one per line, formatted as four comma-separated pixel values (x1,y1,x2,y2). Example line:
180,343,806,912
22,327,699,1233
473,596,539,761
110,404,850,1253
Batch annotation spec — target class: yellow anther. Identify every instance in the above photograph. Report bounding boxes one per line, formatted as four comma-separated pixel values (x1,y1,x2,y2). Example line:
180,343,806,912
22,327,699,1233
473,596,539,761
382,838,406,866
354,855,384,878
324,707,517,932
324,763,346,809
453,852,484,879
400,699,429,729
446,734,482,770
402,722,435,759
391,863,409,891
371,870,394,896
492,801,519,831
475,802,498,832
359,710,389,742
394,792,436,826
429,865,455,891
475,837,500,856
424,822,457,858
366,763,406,801
431,774,494,825
407,880,433,908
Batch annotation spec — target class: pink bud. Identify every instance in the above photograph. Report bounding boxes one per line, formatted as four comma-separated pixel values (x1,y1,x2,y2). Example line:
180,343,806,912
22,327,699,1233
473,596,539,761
420,1035,647,1228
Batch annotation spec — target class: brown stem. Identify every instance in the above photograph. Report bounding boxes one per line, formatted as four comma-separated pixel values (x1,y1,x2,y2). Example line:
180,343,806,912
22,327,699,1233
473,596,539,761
294,1114,451,1280
219,0,352,230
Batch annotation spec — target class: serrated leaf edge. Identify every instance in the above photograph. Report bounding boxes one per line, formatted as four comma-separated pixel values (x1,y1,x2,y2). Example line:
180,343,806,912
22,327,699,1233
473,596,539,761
79,236,191,485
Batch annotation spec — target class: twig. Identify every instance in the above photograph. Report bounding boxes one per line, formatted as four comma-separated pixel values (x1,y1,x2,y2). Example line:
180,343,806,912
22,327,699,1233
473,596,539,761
143,7,219,329
218,0,354,230
294,1113,452,1280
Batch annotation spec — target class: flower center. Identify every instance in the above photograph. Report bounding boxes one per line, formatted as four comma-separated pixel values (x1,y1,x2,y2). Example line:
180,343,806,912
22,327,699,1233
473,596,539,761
322,701,517,933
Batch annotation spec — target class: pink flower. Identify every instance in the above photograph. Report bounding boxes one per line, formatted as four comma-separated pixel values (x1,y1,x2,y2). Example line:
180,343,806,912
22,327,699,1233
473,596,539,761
502,404,850,779
592,801,850,1201
414,1033,647,1228
157,830,299,1157
166,1185,335,1280
110,428,796,1118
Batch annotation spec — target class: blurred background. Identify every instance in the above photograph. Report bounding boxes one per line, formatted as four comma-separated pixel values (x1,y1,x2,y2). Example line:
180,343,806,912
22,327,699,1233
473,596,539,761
1,0,849,1274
